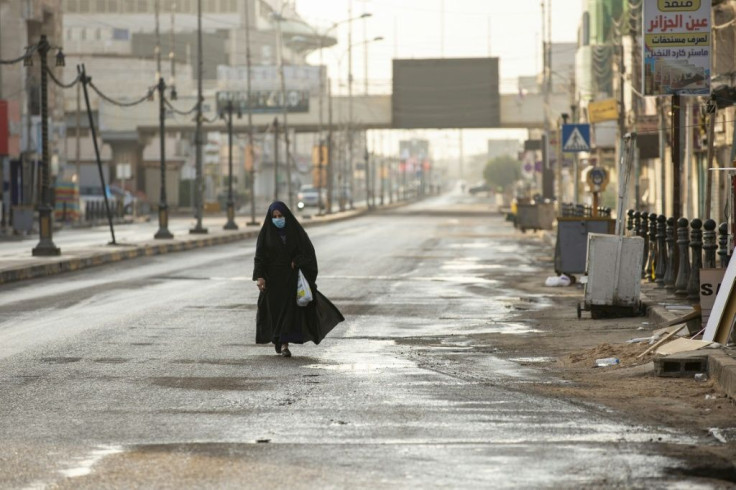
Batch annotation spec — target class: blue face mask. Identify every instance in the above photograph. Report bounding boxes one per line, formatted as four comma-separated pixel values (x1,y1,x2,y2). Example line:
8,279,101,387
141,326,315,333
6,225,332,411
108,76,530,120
272,217,286,229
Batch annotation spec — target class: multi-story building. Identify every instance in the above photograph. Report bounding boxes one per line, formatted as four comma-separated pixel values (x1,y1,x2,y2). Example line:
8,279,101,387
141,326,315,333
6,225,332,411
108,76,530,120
0,0,64,231
59,0,332,210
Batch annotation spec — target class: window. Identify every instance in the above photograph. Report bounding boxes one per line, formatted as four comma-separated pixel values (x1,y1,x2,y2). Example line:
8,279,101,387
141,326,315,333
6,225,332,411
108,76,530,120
66,0,79,12
112,28,130,40
123,0,134,12
108,0,118,12
95,28,102,40
206,0,215,12
79,0,90,12
137,0,148,11
80,28,87,41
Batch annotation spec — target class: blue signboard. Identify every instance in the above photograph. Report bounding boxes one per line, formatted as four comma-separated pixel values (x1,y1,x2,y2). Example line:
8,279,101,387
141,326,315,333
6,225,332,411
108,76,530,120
561,124,591,153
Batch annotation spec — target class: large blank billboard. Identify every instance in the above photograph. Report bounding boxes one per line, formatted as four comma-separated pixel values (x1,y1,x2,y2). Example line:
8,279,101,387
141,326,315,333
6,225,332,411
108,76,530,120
392,58,500,129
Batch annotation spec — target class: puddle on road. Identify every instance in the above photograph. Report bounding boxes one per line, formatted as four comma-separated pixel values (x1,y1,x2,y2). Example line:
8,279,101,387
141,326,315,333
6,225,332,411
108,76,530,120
508,357,556,364
58,445,124,479
40,357,82,364
151,377,267,391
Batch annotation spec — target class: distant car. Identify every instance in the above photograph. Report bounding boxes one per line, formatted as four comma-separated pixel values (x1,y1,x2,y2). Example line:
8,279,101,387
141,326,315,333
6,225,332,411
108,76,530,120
297,185,325,209
80,185,136,215
469,182,491,195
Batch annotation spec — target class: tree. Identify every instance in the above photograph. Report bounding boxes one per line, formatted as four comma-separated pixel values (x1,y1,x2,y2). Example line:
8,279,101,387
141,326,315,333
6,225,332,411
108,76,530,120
483,155,521,192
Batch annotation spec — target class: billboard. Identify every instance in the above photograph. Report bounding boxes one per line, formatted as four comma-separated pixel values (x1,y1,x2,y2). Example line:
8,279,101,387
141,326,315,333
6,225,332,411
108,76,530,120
643,0,711,96
216,90,309,114
392,58,500,129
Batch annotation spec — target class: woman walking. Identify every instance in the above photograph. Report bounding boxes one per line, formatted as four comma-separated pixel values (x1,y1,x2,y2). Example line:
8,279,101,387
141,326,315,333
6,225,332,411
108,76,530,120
253,201,344,357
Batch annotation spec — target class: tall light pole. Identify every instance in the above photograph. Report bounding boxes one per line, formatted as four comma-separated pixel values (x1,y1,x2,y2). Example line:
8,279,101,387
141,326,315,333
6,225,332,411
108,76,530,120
154,76,173,239
32,35,61,256
154,0,172,239
169,2,177,99
347,0,354,209
191,0,207,234
272,10,294,209
245,0,258,225
222,99,240,230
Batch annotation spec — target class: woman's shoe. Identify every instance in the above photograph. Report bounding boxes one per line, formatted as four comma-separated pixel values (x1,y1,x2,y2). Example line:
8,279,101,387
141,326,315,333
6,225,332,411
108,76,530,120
281,347,292,358
274,343,282,354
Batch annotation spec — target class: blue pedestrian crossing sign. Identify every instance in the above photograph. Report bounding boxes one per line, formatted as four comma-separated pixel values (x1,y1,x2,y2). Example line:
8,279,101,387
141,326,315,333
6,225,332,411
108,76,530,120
561,124,591,152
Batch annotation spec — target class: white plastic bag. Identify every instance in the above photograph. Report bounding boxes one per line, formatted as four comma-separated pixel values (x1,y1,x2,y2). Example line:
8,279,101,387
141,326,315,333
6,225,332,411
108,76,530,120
296,269,313,307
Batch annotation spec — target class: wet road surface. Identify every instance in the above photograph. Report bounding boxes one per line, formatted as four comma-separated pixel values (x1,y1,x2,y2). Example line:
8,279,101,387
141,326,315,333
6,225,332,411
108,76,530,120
0,192,713,488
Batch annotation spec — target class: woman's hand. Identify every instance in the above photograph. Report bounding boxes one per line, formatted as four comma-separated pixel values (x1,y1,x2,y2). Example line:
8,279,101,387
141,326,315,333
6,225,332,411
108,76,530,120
291,261,295,269
256,278,266,292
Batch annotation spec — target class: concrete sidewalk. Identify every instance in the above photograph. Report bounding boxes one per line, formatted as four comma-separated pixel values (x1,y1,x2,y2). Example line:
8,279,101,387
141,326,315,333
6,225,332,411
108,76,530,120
538,227,736,405
0,207,368,285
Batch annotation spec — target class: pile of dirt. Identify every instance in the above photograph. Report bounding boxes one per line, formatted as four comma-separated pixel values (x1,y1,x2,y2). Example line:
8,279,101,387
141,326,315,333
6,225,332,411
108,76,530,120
561,341,652,369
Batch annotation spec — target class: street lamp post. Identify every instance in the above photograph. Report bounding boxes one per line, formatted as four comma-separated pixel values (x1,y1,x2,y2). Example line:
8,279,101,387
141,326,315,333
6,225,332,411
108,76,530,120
222,99,240,230
190,0,208,234
32,35,61,256
154,76,173,239
244,1,258,226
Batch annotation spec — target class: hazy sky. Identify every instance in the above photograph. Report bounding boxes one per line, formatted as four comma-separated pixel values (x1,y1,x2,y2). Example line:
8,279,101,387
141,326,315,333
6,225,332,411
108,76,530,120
295,0,583,93
293,0,583,161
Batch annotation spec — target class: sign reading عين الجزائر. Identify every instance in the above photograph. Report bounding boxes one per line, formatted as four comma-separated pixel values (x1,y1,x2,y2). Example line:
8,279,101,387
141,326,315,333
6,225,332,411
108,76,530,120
642,0,711,96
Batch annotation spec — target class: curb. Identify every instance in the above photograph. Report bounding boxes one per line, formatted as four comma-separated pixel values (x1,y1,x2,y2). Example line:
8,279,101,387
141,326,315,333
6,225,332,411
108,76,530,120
0,207,371,286
708,350,736,399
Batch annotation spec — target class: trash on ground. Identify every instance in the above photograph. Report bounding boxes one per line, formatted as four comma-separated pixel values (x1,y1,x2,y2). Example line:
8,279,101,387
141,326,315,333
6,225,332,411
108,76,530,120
695,373,709,382
655,338,713,356
705,393,717,399
626,336,656,344
544,274,571,287
595,357,620,367
709,428,728,443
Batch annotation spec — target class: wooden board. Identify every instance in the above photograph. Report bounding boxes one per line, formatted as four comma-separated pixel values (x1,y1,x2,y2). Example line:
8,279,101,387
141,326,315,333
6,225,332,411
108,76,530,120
655,338,713,356
704,256,736,343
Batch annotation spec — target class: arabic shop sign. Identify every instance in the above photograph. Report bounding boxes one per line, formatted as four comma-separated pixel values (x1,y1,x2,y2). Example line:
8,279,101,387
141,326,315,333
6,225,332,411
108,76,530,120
643,0,711,96
215,90,310,114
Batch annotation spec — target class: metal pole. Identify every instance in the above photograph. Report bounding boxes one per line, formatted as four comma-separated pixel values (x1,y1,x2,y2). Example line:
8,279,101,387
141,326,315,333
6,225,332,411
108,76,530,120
169,2,177,97
190,0,207,233
672,93,682,220
273,117,279,201
32,35,60,256
327,80,333,214
317,44,324,215
658,97,667,214
347,0,355,209
224,100,237,230
245,0,257,225
78,64,116,246
154,77,173,239
275,16,292,209
705,99,716,219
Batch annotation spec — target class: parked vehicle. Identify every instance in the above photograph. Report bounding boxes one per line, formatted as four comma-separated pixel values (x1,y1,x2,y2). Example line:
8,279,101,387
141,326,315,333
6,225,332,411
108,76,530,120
469,181,491,195
80,185,137,215
297,185,325,209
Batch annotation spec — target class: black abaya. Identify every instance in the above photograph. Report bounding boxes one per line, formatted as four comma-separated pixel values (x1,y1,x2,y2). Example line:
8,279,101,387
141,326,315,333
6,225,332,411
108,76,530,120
252,202,344,346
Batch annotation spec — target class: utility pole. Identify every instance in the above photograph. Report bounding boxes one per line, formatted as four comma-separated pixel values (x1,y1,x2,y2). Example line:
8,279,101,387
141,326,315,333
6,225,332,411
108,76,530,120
190,0,207,234
245,0,257,225
169,2,177,99
155,0,161,80
327,79,334,214
32,35,60,256
273,117,279,201
317,42,325,215
274,13,293,209
347,0,355,209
